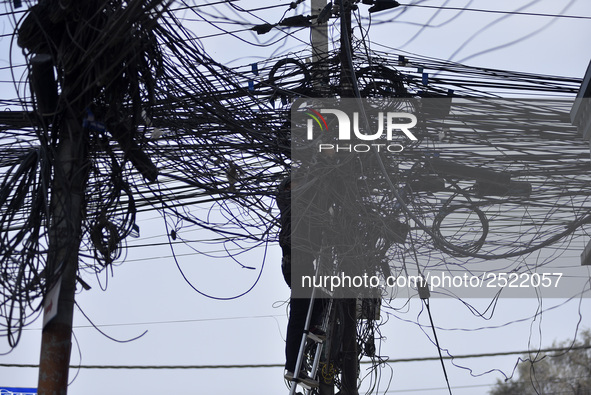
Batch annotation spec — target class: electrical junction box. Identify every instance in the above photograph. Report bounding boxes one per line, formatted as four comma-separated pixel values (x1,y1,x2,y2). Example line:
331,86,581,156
356,297,381,320
581,239,591,266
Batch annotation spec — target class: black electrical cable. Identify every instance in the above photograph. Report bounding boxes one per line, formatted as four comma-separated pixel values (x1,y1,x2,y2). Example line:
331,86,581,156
424,298,453,395
1,8,590,393
402,3,591,20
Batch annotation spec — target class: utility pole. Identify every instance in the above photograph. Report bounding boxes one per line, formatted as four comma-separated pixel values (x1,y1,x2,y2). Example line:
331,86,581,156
311,0,330,95
22,4,90,394
310,3,335,394
21,2,160,392
37,112,88,394
308,1,359,394
338,0,356,97
311,0,329,63
337,1,360,395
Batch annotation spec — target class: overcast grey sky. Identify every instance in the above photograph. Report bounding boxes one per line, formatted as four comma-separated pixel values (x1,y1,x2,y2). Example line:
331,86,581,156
1,1,591,394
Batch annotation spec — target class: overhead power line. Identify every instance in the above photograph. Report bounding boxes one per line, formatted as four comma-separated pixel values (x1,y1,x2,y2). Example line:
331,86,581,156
401,3,591,20
3,345,590,370
19,314,286,331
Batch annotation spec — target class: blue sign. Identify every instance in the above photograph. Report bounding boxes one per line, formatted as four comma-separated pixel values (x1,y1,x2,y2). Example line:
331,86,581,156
0,388,37,395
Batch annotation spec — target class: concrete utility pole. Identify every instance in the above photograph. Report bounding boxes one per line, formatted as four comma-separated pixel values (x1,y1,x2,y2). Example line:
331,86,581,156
23,4,90,394
339,0,355,97
311,0,330,96
336,2,360,395
310,3,335,394
311,0,329,63
38,113,88,394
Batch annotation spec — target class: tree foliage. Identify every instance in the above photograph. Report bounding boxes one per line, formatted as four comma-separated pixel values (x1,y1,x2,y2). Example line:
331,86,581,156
490,330,591,395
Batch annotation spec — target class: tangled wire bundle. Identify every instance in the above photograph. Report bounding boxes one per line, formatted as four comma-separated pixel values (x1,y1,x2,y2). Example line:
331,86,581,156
0,2,589,373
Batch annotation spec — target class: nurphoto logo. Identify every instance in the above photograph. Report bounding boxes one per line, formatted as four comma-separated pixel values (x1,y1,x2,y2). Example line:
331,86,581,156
301,104,418,153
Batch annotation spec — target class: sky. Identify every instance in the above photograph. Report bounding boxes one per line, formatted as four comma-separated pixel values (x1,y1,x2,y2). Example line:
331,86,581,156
1,1,591,395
